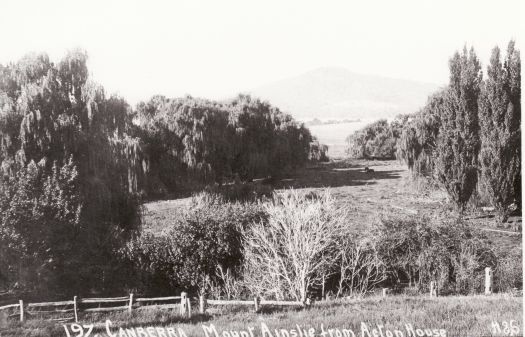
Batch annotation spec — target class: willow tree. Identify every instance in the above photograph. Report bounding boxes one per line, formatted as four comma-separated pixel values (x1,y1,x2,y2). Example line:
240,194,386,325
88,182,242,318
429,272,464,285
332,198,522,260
227,94,312,180
0,50,144,295
397,91,444,178
435,47,482,211
479,41,521,220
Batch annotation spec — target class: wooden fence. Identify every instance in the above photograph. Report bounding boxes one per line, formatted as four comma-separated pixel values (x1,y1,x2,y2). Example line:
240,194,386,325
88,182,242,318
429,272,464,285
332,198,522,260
0,292,304,324
380,267,497,298
0,267,500,324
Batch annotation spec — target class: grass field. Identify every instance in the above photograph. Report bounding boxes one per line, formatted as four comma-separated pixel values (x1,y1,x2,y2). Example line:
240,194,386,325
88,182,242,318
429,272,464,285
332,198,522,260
143,159,521,251
2,294,521,337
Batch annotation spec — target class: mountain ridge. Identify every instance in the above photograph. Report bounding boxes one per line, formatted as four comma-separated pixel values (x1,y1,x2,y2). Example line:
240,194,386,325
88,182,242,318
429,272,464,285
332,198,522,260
248,66,443,121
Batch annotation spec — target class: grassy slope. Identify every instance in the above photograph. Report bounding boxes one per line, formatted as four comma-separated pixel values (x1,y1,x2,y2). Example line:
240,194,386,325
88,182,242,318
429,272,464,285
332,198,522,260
2,295,522,337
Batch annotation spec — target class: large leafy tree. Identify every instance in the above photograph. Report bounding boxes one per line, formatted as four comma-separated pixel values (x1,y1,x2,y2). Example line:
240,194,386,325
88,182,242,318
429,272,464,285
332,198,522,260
0,50,143,295
227,95,312,179
479,41,521,220
346,117,408,160
397,91,445,177
136,94,314,194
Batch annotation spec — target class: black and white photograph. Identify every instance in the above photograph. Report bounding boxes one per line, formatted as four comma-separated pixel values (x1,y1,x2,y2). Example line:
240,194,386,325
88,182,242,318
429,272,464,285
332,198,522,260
0,0,522,336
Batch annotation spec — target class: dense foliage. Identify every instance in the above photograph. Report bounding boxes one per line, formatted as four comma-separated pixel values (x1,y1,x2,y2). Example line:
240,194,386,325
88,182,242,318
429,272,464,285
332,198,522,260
372,216,496,295
0,51,143,296
308,137,329,162
435,47,483,210
0,50,323,297
0,159,81,294
136,94,317,197
124,196,266,295
479,41,521,219
345,116,408,159
396,91,444,176
398,42,521,215
124,191,519,299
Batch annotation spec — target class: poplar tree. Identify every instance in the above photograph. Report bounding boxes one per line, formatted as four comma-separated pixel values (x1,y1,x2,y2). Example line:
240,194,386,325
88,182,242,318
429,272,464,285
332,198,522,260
479,41,521,220
435,47,482,211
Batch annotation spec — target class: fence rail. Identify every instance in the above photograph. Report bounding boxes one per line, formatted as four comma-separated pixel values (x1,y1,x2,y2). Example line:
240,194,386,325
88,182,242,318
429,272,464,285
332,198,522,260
4,265,497,325
0,292,305,324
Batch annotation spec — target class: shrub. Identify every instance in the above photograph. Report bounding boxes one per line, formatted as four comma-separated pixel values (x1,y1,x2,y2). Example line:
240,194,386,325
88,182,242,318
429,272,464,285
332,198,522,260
0,158,82,295
370,215,496,295
242,190,347,302
125,197,266,295
334,237,387,298
494,245,523,293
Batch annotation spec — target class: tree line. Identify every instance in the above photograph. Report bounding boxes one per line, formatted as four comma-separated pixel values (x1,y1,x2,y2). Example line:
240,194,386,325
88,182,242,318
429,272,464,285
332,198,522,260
398,41,520,219
345,116,409,159
0,50,325,297
136,94,320,197
347,41,520,220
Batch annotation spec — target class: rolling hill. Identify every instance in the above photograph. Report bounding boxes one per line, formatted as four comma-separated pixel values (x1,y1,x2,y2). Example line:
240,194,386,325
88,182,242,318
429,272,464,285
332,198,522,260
249,66,442,121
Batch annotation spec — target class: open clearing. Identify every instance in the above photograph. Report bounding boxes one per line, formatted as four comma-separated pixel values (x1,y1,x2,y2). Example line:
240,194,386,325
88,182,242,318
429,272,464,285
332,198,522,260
143,159,521,251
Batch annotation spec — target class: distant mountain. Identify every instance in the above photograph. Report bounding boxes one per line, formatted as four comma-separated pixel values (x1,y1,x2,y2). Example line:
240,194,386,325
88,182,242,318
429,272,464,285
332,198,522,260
249,67,442,121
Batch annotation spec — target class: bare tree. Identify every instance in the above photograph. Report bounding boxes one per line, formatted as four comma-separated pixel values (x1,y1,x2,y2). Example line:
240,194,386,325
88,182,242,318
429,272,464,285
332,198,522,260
336,238,387,298
242,190,347,302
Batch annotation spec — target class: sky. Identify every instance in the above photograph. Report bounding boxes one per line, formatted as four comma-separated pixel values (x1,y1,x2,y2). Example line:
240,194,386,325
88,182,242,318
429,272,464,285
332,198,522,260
0,0,522,105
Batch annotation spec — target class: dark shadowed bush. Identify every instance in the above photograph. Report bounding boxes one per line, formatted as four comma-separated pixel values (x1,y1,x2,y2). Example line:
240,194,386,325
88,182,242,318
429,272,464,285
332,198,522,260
370,215,497,295
493,245,523,293
124,195,266,295
202,182,273,203
309,138,329,162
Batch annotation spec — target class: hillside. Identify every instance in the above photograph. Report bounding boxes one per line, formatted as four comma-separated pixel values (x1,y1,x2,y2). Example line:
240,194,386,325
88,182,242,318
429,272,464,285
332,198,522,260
250,67,441,121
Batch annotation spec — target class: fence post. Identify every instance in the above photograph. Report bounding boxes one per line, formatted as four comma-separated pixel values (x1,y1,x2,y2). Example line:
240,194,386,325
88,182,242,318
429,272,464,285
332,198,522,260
430,281,436,297
321,275,326,300
180,292,187,316
129,293,134,312
199,295,206,314
73,296,78,323
186,298,192,318
382,288,388,297
485,267,493,295
19,300,24,322
254,296,260,312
